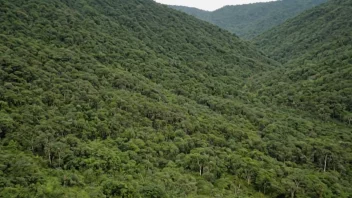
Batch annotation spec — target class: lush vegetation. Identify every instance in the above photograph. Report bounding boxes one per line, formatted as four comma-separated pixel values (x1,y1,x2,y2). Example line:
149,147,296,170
170,0,327,39
0,0,351,197
253,0,352,124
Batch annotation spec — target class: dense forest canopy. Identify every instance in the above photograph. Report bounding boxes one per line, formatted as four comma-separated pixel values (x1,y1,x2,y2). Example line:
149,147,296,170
170,0,327,39
0,0,351,197
253,0,352,124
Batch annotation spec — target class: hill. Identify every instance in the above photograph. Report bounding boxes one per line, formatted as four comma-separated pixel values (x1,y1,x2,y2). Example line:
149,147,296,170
170,0,327,39
0,0,351,197
169,6,211,21
253,0,352,123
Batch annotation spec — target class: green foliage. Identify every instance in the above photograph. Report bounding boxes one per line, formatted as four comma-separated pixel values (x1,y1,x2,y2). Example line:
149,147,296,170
170,0,327,39
253,0,352,122
0,0,351,197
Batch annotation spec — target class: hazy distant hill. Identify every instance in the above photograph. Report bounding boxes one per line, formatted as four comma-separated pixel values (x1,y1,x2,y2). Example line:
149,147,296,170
170,5,211,21
170,0,328,39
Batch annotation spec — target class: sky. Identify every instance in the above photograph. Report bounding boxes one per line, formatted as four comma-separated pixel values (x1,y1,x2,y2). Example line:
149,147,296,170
154,0,276,11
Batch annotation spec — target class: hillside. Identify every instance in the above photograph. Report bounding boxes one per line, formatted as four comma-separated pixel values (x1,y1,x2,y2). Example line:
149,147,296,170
170,0,327,39
253,0,352,123
1,0,352,197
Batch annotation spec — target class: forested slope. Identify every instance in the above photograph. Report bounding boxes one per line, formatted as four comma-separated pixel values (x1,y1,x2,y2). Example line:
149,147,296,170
253,0,352,123
170,0,327,39
0,0,351,197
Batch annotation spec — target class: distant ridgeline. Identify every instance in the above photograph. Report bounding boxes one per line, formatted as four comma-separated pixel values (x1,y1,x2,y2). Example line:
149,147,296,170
0,0,351,197
170,0,328,39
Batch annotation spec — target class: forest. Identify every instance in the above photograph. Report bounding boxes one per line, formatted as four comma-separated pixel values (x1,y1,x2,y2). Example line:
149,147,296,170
253,0,352,124
170,0,327,39
0,0,351,197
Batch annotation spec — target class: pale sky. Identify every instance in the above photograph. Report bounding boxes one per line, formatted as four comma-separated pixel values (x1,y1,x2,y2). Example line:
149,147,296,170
154,0,276,11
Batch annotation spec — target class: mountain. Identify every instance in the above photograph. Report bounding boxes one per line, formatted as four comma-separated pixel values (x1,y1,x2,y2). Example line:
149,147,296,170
253,0,352,123
1,0,351,197
170,0,328,39
170,6,211,21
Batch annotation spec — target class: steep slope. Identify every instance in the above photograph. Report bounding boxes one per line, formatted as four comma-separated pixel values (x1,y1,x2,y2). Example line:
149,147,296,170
253,0,352,123
1,0,352,197
170,0,327,39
